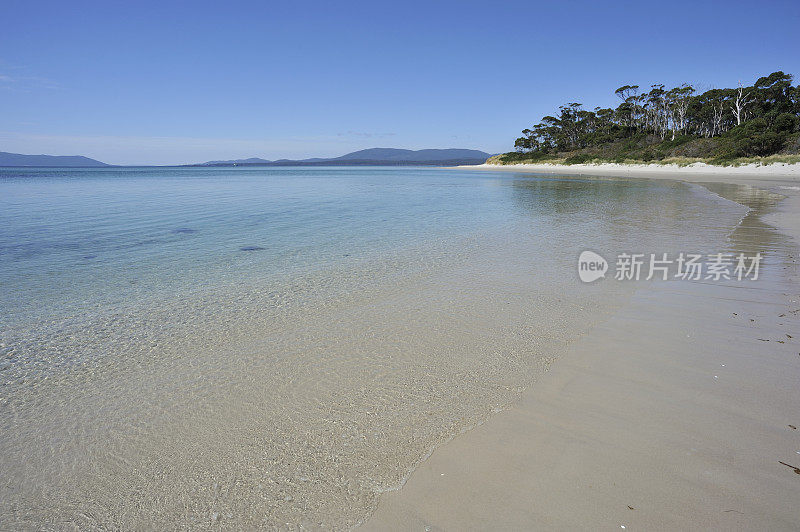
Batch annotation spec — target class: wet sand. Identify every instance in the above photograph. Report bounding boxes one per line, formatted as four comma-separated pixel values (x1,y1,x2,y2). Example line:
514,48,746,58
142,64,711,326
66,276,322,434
366,168,800,529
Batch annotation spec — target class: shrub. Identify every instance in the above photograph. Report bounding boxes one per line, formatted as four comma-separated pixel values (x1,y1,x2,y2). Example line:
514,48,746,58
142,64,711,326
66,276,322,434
639,149,657,161
724,118,789,157
563,153,593,165
773,113,799,134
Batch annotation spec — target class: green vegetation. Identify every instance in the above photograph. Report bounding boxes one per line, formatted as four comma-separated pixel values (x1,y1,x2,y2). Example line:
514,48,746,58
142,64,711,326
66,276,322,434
498,72,800,166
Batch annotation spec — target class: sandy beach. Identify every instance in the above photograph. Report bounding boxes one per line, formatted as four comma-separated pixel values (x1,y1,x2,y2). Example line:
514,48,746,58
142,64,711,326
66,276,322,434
5,0,799,528
365,163,800,530
462,161,800,180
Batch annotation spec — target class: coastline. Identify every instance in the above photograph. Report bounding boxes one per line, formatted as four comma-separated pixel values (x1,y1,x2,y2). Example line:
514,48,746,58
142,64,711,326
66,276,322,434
3,166,798,528
365,165,800,529
459,161,800,180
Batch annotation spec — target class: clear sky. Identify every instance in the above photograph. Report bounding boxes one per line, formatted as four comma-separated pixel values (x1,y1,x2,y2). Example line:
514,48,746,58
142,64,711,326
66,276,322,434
2,0,799,165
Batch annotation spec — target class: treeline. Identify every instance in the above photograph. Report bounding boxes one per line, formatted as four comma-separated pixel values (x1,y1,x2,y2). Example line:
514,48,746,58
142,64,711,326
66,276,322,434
511,72,800,161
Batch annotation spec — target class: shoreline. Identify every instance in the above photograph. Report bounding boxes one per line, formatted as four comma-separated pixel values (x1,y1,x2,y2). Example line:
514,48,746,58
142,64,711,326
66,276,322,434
366,166,800,528
458,161,800,180
4,166,798,528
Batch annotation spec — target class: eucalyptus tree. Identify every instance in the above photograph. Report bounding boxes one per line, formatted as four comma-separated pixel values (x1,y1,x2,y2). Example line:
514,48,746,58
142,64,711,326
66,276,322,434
511,72,798,159
731,82,754,126
614,85,640,128
667,84,695,139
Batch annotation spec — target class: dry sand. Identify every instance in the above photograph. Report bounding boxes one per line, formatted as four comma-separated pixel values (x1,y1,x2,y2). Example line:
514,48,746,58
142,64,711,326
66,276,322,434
364,164,800,530
462,161,800,180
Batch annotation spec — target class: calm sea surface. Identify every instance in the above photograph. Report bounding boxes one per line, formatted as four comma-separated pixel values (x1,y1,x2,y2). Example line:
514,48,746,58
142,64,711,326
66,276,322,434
0,166,746,528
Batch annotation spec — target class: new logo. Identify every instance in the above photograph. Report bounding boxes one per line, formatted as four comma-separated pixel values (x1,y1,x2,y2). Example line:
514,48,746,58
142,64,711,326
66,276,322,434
578,251,608,283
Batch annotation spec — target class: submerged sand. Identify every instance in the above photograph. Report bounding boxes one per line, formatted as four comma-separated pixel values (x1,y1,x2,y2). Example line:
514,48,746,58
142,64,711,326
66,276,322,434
366,165,800,530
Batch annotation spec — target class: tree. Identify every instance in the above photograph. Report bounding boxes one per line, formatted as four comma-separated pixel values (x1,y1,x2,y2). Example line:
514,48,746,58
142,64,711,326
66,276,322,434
731,82,754,126
510,72,798,160
614,85,640,129
667,85,694,139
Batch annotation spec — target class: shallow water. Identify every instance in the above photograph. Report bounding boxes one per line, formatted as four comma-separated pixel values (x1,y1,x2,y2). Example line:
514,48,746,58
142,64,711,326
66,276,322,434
0,167,747,528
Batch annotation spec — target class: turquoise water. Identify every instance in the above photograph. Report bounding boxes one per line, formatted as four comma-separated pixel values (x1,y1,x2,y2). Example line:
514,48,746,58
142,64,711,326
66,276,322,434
0,167,514,325
0,166,748,528
0,166,737,327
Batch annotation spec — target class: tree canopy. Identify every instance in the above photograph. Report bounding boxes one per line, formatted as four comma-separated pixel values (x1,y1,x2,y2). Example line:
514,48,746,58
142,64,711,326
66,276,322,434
510,72,800,162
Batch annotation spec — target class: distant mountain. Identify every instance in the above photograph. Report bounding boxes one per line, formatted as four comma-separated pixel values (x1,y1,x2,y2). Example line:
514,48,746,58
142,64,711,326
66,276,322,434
198,148,492,167
203,157,273,165
0,151,109,167
333,148,491,162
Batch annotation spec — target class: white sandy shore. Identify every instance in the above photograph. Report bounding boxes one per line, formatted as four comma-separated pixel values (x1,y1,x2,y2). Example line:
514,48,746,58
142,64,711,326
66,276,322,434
366,164,800,530
461,161,800,180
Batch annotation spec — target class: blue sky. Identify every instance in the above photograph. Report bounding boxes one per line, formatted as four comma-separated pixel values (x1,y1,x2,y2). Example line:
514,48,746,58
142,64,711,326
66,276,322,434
2,0,799,165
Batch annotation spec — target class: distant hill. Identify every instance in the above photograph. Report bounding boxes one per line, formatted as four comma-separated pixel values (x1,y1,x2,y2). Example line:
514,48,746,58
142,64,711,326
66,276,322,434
198,148,492,167
333,148,491,162
0,151,109,167
203,157,273,165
